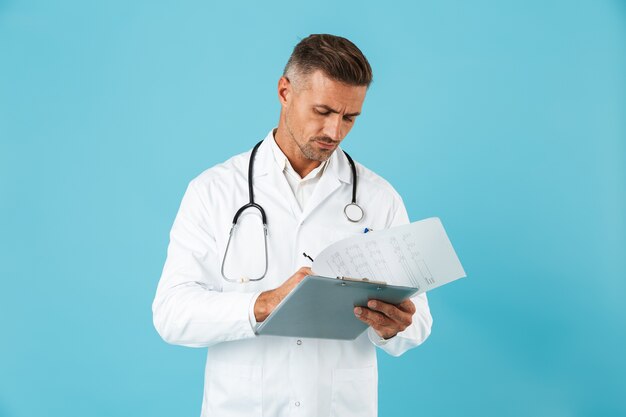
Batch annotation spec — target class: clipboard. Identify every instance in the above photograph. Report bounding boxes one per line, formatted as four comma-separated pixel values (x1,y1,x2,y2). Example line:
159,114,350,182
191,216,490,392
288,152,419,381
254,275,419,340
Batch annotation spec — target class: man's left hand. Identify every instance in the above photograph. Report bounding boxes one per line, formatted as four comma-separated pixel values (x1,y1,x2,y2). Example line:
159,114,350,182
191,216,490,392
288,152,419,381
354,299,416,340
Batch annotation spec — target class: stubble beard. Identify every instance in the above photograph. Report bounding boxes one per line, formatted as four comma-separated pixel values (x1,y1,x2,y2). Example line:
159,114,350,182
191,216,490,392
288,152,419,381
285,115,336,162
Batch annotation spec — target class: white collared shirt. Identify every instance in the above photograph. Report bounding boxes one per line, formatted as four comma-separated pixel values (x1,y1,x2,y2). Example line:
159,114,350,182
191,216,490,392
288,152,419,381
269,134,328,211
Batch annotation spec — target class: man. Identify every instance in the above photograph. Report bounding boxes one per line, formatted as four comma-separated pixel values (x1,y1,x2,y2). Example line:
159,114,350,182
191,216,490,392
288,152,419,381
153,34,433,417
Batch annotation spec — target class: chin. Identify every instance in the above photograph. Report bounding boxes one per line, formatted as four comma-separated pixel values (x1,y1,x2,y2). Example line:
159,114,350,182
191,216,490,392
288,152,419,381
316,150,334,161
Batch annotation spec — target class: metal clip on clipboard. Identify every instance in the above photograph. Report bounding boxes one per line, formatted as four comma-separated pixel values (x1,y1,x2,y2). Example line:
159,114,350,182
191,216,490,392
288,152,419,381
337,276,387,290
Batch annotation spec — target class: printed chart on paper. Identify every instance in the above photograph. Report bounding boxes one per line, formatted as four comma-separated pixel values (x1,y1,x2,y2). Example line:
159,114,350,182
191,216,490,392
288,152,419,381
312,217,466,292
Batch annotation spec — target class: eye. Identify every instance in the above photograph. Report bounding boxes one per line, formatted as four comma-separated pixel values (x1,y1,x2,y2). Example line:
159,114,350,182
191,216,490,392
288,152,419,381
343,116,354,123
314,108,330,116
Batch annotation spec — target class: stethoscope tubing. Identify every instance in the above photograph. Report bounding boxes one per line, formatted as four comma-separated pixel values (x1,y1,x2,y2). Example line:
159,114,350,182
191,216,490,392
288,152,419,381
221,139,362,283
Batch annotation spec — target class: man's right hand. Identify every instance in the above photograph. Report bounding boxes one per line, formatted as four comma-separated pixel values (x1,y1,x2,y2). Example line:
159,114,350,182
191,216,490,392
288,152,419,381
254,267,312,322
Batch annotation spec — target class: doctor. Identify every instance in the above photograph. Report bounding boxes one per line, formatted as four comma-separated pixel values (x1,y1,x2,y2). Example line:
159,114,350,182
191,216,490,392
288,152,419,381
153,34,433,417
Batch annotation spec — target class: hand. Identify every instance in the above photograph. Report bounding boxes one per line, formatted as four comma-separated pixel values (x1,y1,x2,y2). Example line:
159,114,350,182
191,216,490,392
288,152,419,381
254,267,311,322
354,299,416,340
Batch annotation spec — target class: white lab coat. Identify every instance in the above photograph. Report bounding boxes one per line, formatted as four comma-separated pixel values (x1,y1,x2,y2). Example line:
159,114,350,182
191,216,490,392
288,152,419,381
152,130,433,417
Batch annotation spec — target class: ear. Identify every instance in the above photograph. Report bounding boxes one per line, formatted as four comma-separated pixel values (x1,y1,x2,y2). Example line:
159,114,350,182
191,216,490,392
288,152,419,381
277,76,291,107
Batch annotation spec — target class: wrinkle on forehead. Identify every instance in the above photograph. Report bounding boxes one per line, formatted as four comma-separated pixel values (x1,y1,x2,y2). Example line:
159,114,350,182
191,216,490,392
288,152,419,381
293,71,367,114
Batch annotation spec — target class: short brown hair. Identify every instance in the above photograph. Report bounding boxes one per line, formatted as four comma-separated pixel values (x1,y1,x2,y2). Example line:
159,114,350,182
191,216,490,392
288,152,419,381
283,34,373,87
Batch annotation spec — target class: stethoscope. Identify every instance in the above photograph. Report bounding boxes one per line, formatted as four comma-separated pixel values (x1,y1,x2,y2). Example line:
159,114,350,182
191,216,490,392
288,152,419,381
221,140,363,283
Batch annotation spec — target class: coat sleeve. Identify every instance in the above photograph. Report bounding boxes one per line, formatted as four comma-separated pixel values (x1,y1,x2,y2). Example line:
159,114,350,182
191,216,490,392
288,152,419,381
152,179,257,348
367,192,433,356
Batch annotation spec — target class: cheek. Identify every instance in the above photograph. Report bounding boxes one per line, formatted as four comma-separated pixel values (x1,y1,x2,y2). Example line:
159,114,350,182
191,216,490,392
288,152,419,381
293,110,321,137
342,122,355,137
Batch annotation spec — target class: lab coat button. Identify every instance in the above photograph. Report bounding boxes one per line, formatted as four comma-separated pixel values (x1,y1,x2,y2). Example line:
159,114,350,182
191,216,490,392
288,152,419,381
295,401,301,407
296,339,302,345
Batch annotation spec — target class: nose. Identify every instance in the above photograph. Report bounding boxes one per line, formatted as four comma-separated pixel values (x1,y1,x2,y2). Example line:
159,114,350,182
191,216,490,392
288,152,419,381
323,114,343,141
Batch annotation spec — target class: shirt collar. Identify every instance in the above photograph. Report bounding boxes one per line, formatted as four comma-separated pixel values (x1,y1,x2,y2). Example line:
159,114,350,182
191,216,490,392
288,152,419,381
253,128,353,185
270,130,329,181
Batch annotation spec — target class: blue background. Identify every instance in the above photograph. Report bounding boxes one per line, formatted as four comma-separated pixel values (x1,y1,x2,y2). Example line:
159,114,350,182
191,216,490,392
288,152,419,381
1,0,625,416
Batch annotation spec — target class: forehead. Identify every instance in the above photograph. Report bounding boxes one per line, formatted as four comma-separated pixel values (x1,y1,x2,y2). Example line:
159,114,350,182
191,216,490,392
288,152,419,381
296,71,367,111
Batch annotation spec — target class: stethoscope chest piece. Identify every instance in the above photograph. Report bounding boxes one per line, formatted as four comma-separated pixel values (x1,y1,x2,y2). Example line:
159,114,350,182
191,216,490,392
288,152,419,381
344,202,364,223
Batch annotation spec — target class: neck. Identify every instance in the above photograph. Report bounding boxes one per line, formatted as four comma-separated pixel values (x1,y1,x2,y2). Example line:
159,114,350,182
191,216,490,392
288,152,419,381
273,126,322,178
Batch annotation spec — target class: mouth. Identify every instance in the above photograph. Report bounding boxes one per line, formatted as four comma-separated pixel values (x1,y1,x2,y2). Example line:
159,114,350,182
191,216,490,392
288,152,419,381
315,140,337,150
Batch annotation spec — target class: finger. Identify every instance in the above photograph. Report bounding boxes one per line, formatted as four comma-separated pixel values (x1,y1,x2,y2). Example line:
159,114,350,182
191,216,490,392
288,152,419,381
354,307,391,327
288,275,306,290
292,268,311,282
354,307,380,328
354,307,397,338
297,267,312,277
367,300,412,325
281,269,310,295
397,299,416,314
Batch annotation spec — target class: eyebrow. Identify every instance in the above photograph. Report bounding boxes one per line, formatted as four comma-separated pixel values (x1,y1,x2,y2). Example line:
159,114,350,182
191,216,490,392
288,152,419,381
314,104,361,118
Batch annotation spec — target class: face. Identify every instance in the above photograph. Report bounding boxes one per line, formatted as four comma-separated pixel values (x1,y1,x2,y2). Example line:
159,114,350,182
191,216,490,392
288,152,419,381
279,70,367,162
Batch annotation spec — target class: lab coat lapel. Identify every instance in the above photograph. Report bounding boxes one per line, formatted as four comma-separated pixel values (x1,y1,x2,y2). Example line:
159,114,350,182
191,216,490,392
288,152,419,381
301,148,352,221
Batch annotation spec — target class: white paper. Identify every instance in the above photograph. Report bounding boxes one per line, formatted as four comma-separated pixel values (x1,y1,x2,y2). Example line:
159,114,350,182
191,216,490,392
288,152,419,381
312,217,466,293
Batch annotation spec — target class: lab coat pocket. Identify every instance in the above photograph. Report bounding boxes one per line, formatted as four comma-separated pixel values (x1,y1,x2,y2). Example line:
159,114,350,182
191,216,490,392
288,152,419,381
330,366,377,417
204,360,262,417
